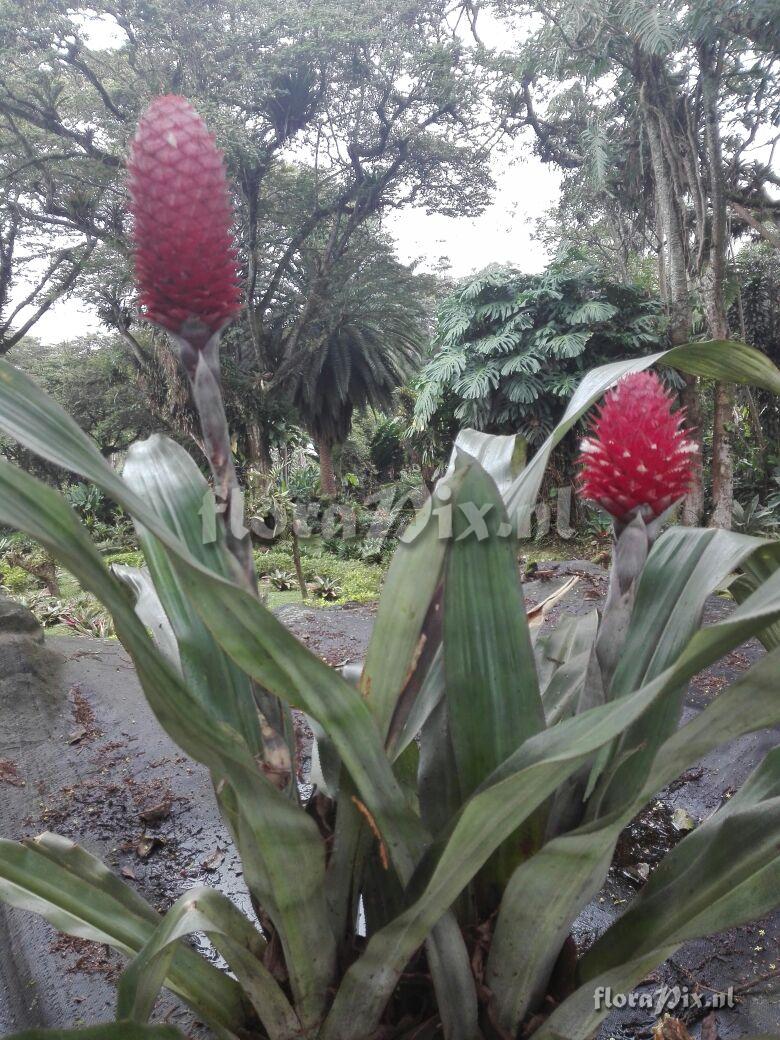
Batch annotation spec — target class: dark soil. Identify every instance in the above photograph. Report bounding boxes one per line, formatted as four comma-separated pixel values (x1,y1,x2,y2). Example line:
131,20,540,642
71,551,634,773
0,567,778,1039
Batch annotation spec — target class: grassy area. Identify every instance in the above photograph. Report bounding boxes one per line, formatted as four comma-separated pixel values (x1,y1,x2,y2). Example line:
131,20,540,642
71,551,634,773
2,527,610,637
255,543,384,605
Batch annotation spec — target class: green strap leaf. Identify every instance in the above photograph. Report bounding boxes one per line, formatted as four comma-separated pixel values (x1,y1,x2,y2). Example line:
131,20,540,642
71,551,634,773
322,662,701,1040
0,836,246,1035
360,482,449,736
536,740,780,1040
444,451,545,800
487,642,780,1035
122,436,266,752
443,450,545,901
595,527,770,814
730,541,780,651
117,887,300,1040
0,461,334,1029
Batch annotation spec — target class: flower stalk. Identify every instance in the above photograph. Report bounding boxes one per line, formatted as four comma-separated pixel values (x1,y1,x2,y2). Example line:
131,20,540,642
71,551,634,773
128,95,255,589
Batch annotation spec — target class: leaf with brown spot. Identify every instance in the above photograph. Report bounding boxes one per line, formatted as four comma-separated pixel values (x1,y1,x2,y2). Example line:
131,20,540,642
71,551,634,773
351,795,388,869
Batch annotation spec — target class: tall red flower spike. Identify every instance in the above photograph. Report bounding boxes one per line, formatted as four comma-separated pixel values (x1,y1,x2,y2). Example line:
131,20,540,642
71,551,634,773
128,95,242,338
577,371,697,521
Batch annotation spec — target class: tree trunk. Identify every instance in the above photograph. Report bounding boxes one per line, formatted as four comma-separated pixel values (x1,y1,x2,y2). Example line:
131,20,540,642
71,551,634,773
640,78,704,524
700,42,733,529
710,382,734,528
680,378,705,526
318,435,338,497
246,421,272,475
291,528,308,600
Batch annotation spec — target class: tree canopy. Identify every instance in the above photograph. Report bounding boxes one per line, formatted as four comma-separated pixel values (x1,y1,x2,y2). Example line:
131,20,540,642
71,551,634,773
412,258,666,447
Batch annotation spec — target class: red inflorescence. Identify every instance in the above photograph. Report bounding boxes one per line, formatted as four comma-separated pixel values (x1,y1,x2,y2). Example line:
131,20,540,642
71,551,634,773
128,95,242,337
577,371,697,521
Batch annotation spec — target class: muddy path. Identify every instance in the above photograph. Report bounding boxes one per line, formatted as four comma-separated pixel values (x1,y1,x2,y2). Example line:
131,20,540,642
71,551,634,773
0,569,778,1038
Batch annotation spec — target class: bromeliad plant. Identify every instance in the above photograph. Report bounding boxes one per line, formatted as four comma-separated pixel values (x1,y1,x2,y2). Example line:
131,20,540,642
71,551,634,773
1,97,780,1040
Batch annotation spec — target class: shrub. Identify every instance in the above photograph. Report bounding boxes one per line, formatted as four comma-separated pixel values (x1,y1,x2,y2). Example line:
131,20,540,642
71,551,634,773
310,575,342,600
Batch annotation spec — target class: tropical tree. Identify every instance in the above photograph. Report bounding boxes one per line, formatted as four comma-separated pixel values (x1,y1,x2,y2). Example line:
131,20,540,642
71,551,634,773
282,232,429,495
484,0,780,525
0,0,499,453
411,259,666,466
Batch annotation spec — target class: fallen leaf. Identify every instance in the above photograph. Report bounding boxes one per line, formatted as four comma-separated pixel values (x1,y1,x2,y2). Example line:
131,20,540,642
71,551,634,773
138,799,172,825
136,834,164,860
653,1017,693,1040
120,866,136,880
671,808,696,832
0,758,25,787
201,847,225,872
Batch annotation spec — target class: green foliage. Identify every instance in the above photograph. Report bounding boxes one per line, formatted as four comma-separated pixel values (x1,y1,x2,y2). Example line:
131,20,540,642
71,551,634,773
412,258,666,446
0,340,778,1040
256,545,383,604
268,569,297,591
369,417,405,480
65,482,109,520
11,338,158,458
0,564,34,594
732,494,780,538
310,575,342,601
286,236,426,449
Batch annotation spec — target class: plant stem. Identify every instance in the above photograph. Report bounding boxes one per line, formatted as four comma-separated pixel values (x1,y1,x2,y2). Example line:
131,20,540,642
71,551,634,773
174,329,257,592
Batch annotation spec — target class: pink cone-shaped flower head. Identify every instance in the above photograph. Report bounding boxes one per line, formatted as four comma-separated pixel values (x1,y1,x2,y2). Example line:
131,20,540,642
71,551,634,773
128,95,242,338
577,371,697,521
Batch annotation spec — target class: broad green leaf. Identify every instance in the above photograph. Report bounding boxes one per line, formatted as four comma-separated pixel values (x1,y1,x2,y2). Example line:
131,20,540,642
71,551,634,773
445,428,527,499
443,451,545,899
6,1026,186,1040
117,887,300,1040
536,739,780,1040
444,451,544,799
584,746,780,977
595,527,769,814
662,338,780,392
730,541,780,651
360,482,449,736
487,643,780,1034
122,435,283,759
169,553,430,881
542,650,592,726
0,836,245,1035
322,666,698,1040
0,461,334,1029
536,610,598,697
330,622,780,1040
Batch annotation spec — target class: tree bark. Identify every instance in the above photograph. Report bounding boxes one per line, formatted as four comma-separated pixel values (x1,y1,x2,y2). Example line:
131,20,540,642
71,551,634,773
317,435,338,497
640,78,704,524
291,528,308,600
700,42,733,529
246,421,272,475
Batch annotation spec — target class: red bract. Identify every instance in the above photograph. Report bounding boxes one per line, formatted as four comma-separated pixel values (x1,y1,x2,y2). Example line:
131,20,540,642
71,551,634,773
577,371,697,521
128,95,241,338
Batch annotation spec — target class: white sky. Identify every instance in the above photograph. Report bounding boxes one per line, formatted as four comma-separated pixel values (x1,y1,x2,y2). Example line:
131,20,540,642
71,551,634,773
13,9,559,345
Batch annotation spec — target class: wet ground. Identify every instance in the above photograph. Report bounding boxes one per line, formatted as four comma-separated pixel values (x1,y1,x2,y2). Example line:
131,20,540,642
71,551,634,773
0,567,778,1038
